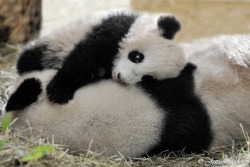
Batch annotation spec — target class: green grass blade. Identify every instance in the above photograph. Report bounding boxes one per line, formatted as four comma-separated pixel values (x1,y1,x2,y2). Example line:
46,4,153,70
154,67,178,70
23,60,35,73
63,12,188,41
0,140,4,151
21,146,55,162
1,112,12,132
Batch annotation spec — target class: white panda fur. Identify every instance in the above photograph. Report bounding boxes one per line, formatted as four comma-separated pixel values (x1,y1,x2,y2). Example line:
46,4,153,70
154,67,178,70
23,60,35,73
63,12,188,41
5,70,165,157
113,34,250,147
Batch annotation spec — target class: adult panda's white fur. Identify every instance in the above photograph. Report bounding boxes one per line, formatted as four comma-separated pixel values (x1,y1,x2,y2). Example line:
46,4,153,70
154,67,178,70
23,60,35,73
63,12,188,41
4,70,165,157
113,34,250,147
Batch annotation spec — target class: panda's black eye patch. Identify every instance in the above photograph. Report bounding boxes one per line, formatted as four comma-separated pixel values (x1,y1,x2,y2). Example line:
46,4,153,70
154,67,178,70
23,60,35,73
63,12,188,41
128,50,144,63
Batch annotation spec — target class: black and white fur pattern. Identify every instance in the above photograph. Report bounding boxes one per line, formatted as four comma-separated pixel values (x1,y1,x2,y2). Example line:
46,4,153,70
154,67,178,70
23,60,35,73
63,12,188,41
6,9,250,157
5,63,212,157
7,35,250,155
17,10,183,104
113,34,250,147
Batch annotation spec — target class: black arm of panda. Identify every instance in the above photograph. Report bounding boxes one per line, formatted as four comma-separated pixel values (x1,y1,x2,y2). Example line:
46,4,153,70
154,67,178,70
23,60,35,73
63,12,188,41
46,13,137,104
46,49,95,104
139,63,197,105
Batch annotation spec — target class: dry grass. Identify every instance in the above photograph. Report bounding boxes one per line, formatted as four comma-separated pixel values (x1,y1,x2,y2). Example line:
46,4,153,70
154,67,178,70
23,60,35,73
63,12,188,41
0,43,18,119
0,44,250,167
2,128,248,167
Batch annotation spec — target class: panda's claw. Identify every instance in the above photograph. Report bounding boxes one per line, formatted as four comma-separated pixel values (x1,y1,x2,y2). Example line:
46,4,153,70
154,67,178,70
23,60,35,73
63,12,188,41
46,76,74,104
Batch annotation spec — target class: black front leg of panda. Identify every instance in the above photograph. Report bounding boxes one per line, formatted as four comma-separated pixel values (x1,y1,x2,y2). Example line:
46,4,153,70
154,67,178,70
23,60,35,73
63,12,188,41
46,52,95,104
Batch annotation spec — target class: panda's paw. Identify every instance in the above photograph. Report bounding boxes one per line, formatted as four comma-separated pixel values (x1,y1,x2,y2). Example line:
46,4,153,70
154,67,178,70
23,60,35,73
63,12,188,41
46,76,74,104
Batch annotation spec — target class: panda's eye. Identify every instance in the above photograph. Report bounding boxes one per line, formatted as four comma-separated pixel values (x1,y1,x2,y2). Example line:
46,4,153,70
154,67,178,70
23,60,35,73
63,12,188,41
128,50,144,63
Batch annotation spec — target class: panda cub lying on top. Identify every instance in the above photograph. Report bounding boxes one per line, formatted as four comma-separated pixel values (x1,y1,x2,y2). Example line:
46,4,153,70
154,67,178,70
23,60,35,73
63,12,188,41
17,10,185,104
4,9,250,157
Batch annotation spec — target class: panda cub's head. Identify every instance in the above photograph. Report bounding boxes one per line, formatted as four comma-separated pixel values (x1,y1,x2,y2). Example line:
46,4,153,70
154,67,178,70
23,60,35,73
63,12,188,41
112,14,186,84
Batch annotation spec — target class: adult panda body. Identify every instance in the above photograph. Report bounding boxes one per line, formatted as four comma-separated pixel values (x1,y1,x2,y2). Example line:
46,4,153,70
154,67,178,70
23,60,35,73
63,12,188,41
4,63,212,157
4,70,165,157
17,10,184,104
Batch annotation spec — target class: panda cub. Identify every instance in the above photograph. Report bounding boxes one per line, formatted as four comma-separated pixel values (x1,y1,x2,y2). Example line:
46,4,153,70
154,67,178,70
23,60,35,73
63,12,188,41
17,10,184,104
4,63,212,157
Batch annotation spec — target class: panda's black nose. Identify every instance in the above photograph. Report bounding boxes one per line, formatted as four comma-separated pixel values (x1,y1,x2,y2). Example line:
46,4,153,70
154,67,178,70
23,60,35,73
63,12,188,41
117,73,121,80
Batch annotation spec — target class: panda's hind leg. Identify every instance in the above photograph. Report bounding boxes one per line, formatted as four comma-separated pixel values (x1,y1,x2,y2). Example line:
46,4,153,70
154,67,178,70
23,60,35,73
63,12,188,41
17,42,62,75
17,43,48,74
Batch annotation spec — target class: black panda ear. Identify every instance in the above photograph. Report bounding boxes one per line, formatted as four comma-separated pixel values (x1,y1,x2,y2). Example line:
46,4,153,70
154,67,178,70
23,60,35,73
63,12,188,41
5,78,42,112
157,15,181,39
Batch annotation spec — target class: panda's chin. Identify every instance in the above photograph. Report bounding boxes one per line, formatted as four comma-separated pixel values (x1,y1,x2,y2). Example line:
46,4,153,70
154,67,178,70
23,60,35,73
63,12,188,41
112,70,143,85
113,76,141,85
122,77,142,85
